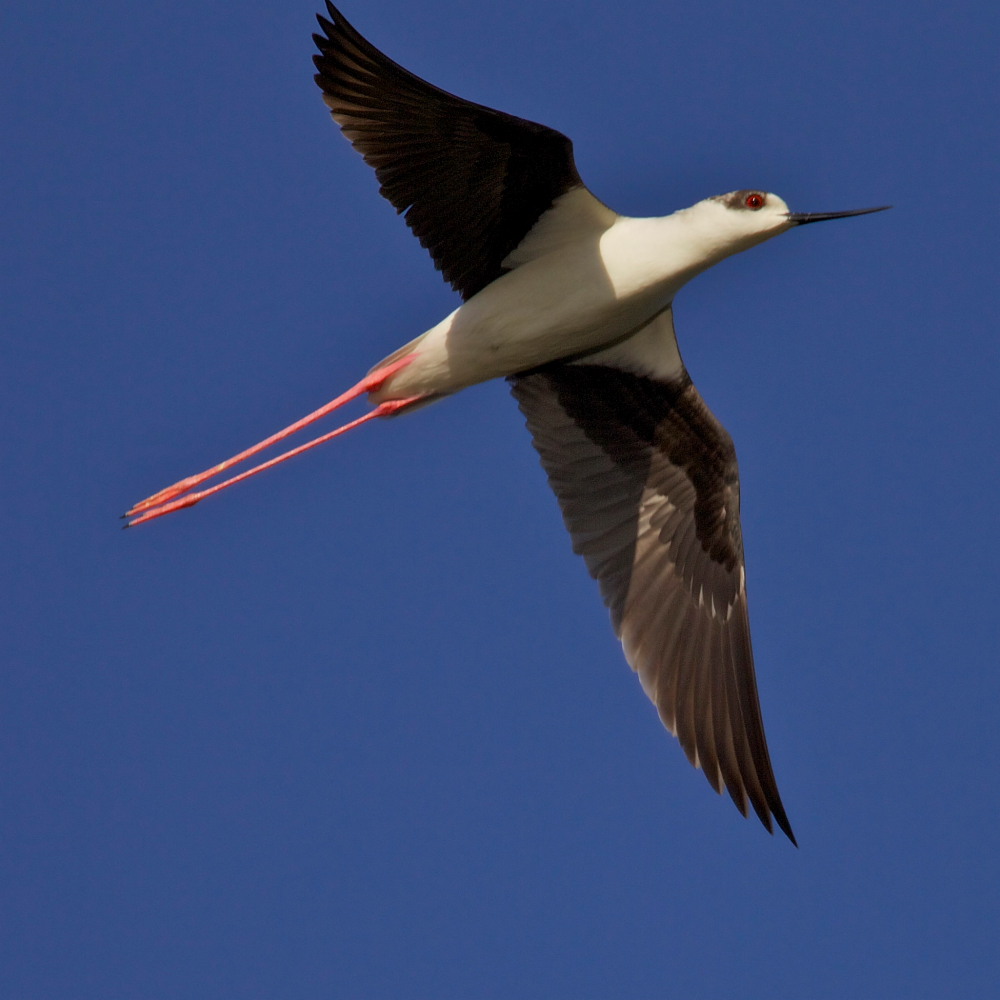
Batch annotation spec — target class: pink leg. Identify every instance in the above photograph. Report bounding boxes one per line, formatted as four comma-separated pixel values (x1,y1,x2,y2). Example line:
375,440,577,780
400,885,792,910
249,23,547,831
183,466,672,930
125,354,419,526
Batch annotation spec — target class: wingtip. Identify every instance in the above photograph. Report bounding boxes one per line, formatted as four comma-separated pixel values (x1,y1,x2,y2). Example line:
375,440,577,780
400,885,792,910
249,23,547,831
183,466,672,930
780,822,798,848
316,2,349,35
773,809,798,847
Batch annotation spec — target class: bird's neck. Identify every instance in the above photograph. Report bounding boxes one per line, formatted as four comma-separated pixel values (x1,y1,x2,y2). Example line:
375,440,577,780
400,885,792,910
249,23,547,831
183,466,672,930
654,202,780,283
597,210,750,304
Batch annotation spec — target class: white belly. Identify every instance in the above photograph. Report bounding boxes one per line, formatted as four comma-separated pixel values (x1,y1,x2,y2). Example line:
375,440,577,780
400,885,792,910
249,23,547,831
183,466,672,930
370,214,696,401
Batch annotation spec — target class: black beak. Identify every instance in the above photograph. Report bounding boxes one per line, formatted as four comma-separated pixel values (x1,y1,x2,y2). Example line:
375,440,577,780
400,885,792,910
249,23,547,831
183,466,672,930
786,205,891,225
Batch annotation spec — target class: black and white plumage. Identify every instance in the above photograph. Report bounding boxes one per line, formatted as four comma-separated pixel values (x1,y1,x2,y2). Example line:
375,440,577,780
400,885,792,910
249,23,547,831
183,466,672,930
129,2,888,842
312,2,803,839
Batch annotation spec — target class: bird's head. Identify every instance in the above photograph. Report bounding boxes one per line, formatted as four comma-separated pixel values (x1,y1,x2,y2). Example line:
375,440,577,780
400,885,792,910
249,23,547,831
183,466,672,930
679,190,889,265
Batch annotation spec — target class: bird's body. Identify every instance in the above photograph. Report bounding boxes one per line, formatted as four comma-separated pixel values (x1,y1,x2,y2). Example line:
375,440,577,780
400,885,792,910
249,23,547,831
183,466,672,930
370,190,795,403
126,2,889,844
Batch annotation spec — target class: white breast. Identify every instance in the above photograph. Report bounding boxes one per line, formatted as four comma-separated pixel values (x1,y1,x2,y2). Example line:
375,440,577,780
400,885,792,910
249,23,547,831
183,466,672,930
371,194,705,401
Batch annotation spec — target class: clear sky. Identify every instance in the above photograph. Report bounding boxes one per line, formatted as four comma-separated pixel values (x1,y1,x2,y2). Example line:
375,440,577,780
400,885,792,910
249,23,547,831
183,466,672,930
5,1,999,996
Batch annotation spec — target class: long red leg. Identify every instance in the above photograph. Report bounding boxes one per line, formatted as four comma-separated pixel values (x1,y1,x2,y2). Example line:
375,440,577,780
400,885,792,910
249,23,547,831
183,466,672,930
125,354,419,526
124,395,421,527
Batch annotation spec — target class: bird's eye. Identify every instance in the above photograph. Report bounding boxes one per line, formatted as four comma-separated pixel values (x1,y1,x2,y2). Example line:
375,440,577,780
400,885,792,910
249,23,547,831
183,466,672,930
744,193,765,209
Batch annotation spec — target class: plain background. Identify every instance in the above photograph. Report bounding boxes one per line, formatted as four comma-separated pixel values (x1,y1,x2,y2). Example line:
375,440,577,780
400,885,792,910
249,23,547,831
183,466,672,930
5,1,998,996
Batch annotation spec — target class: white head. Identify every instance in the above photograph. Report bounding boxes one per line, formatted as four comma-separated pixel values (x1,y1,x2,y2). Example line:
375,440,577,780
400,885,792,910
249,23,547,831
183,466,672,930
679,189,889,265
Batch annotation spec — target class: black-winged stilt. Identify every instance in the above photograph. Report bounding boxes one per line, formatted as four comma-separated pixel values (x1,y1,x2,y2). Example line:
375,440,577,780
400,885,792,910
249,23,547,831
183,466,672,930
127,3,889,843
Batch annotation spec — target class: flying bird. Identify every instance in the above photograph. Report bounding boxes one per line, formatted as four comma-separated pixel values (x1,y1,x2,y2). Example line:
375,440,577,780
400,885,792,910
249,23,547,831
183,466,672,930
126,3,889,843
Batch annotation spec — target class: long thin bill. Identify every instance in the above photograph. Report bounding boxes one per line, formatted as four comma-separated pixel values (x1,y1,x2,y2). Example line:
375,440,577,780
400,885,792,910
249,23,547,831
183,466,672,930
786,205,891,225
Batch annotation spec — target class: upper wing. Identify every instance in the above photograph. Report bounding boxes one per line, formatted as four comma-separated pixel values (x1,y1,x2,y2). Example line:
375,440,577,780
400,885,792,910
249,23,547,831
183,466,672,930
313,2,584,300
510,350,795,843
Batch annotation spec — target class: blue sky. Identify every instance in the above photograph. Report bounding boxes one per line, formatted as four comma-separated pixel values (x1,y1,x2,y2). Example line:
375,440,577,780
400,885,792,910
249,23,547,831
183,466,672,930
4,0,999,996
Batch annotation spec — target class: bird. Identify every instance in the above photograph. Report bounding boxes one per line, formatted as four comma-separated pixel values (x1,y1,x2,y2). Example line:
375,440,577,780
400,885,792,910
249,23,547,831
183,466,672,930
125,2,889,843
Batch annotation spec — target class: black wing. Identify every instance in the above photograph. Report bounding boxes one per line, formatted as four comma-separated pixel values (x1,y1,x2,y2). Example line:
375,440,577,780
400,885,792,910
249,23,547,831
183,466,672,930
313,2,583,300
511,362,795,843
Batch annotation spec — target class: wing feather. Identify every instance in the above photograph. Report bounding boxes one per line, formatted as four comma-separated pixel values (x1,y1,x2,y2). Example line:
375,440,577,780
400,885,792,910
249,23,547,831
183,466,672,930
313,2,583,299
510,359,795,842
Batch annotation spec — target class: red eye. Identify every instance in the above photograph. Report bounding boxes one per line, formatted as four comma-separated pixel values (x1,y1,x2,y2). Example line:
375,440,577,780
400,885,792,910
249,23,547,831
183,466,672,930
744,193,765,209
